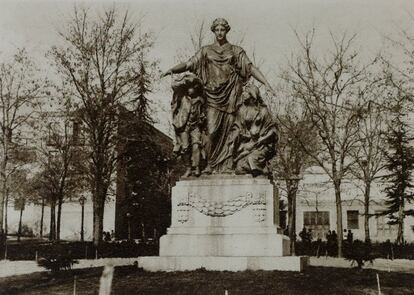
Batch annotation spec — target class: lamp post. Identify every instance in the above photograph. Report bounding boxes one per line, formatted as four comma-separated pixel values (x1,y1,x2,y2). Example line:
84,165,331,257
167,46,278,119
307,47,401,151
79,195,86,242
126,212,132,241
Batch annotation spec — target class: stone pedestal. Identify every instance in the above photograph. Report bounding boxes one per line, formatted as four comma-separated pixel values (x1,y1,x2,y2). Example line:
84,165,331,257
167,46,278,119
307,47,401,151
138,175,308,272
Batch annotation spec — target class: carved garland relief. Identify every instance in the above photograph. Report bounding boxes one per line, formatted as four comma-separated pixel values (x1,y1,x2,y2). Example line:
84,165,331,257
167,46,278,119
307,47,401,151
176,192,267,223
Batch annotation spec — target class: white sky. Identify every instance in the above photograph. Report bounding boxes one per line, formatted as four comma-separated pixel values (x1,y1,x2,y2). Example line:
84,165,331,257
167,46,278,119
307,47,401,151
1,0,414,134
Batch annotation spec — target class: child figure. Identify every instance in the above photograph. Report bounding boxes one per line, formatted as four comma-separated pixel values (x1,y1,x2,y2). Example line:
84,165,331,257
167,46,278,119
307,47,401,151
171,73,205,177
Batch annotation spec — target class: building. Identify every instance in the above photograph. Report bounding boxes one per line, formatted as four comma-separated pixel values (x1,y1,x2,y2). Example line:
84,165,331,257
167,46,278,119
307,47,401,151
286,167,414,243
6,198,115,241
115,111,183,241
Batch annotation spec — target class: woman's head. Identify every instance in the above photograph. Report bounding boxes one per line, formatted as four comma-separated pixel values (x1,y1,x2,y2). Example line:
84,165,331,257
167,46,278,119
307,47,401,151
211,18,230,41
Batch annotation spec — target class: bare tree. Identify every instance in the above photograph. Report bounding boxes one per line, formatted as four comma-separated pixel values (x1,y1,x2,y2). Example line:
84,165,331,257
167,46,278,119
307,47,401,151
50,6,156,245
268,89,319,255
349,91,388,242
0,49,47,233
284,30,372,257
380,15,414,105
31,169,58,240
175,19,208,63
35,102,87,240
9,168,31,242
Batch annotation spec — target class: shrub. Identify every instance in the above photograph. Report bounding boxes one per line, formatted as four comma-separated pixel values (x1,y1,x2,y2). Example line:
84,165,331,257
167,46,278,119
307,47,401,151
20,224,34,237
37,255,78,273
344,240,374,269
5,240,158,261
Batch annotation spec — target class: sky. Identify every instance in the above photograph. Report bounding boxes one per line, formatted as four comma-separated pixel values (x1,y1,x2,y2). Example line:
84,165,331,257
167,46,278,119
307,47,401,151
1,0,414,134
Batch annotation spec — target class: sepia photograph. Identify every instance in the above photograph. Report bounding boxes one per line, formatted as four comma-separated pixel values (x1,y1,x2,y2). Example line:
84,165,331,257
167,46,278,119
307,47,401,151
0,0,414,294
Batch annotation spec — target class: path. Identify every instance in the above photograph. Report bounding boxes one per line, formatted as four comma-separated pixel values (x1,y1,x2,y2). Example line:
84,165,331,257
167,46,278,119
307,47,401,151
0,256,413,278
310,257,414,273
0,258,138,278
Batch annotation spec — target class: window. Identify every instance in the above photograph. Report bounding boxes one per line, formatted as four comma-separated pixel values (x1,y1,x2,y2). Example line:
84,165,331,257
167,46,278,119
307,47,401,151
304,211,329,226
303,211,330,239
72,120,85,145
347,210,359,229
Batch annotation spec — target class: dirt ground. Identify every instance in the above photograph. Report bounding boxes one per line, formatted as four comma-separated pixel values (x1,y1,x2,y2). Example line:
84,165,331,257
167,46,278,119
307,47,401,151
0,266,413,295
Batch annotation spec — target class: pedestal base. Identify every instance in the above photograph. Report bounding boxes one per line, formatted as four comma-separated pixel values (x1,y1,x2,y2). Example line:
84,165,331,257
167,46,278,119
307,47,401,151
147,176,307,272
160,232,290,256
138,256,309,272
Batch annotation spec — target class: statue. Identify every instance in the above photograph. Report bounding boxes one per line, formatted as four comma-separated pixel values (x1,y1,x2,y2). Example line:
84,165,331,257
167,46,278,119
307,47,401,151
162,18,276,176
231,84,278,176
171,74,205,177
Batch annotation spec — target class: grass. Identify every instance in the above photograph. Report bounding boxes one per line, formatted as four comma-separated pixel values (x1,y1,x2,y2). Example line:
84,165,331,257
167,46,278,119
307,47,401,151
0,266,413,294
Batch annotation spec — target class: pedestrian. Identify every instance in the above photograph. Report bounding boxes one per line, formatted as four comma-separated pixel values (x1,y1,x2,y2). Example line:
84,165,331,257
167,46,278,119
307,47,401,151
347,230,353,244
307,229,313,243
316,234,322,258
299,228,307,243
331,230,338,256
326,230,332,256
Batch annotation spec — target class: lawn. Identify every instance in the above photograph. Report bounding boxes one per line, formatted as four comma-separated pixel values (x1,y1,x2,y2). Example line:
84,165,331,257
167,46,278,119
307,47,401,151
0,266,413,295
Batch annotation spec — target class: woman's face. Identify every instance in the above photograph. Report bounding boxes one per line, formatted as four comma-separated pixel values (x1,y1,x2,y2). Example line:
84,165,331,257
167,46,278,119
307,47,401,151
214,25,227,41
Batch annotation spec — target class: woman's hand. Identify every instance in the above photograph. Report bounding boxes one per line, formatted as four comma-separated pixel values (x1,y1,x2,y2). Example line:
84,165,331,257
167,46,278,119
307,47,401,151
161,70,172,78
265,84,276,97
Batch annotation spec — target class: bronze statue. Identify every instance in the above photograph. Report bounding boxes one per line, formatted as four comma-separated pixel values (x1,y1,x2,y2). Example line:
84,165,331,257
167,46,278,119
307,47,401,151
171,74,205,177
231,84,278,176
162,18,276,176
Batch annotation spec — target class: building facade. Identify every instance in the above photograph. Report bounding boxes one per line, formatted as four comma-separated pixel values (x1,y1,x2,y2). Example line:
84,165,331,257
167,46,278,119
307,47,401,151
286,167,414,243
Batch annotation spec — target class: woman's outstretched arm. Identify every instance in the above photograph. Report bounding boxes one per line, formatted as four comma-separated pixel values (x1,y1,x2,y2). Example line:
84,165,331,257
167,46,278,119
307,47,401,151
250,65,275,95
161,62,189,78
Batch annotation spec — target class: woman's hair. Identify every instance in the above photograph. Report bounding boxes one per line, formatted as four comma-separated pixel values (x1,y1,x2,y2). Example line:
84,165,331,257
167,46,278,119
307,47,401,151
210,18,231,33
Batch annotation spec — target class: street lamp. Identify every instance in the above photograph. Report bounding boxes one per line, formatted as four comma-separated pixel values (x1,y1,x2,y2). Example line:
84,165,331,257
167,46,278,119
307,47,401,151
126,212,132,241
79,195,87,242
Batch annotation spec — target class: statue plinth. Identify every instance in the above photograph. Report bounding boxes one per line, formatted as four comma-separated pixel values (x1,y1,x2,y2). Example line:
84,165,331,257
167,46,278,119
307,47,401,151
138,175,309,271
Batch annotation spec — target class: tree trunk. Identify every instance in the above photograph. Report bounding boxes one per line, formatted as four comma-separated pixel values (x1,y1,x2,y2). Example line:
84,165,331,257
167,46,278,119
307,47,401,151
93,200,104,246
40,196,45,238
93,184,106,246
0,157,7,232
364,181,371,242
287,179,299,256
4,190,8,235
0,130,10,232
397,199,404,245
334,182,343,257
49,201,56,241
56,193,64,241
17,207,23,242
0,183,4,232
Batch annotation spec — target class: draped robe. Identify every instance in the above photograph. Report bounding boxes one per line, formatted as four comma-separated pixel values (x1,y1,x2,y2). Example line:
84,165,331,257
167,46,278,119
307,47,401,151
187,42,252,171
232,103,277,175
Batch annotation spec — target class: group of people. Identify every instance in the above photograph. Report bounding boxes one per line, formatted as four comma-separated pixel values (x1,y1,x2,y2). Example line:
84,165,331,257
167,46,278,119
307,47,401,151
297,228,355,256
325,230,339,256
299,227,314,246
103,230,115,242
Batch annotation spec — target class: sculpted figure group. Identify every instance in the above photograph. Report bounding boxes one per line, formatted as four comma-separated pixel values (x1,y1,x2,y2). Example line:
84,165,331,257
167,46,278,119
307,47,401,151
162,18,278,177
